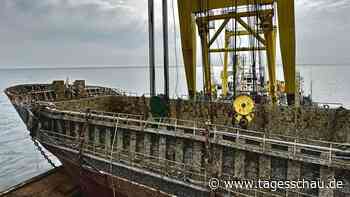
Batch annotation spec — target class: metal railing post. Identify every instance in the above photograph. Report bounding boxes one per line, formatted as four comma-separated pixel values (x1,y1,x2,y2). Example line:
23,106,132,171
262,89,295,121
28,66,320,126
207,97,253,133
329,143,332,164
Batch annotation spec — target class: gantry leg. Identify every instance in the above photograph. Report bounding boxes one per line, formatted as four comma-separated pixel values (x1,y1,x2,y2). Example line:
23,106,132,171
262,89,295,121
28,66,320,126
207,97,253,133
198,20,212,97
178,0,197,98
262,14,277,104
277,0,296,105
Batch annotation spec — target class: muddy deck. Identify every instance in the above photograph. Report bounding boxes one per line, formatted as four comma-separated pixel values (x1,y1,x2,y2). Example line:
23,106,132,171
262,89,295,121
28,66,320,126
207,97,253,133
0,167,81,197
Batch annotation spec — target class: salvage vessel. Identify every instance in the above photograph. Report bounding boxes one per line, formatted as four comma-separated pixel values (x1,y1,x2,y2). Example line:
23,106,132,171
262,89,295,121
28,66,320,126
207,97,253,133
4,0,350,197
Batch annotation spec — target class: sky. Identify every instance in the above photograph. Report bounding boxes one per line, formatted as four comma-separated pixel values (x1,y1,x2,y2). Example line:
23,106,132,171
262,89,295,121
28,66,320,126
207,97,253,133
0,0,349,68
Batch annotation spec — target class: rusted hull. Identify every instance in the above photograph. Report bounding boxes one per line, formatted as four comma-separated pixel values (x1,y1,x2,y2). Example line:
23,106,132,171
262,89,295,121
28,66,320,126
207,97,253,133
0,167,80,197
46,145,172,197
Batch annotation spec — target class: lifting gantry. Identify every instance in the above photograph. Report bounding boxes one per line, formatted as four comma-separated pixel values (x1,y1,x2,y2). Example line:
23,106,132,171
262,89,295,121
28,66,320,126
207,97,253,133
178,0,296,105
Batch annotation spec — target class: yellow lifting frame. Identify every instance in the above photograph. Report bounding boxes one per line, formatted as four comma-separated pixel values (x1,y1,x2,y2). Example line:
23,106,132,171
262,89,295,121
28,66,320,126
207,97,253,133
178,0,296,104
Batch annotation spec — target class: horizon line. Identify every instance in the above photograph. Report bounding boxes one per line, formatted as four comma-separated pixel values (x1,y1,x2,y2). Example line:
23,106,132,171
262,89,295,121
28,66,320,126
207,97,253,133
0,63,350,70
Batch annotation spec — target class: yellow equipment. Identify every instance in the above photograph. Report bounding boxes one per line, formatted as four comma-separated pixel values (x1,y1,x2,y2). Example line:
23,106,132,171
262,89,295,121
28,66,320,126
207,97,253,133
233,95,255,127
177,0,296,105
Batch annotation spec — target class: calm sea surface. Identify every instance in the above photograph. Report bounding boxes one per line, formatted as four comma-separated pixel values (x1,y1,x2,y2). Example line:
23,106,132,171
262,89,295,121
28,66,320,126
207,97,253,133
0,66,349,191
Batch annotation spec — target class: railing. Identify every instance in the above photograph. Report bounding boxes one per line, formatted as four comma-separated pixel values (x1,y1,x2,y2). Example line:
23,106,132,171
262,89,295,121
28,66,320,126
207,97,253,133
43,107,350,170
38,129,207,182
6,84,122,106
38,129,319,197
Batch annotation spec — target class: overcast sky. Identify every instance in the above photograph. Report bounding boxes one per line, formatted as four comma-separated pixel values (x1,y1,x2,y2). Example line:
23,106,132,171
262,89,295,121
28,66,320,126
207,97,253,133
0,0,349,68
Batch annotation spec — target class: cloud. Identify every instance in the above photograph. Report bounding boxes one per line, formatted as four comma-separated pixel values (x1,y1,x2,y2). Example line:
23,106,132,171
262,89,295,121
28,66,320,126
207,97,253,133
0,0,349,67
296,0,350,12
295,0,350,65
0,0,154,67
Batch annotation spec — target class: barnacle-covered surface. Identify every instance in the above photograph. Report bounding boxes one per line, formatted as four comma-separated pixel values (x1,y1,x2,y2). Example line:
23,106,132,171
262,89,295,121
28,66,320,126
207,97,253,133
56,95,349,143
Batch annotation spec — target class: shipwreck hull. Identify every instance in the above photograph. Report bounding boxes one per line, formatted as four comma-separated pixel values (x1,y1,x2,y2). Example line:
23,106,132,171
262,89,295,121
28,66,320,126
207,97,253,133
4,80,350,197
46,143,208,197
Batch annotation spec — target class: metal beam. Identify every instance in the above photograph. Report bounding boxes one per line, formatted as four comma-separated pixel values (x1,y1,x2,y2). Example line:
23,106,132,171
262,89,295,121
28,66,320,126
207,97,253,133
197,9,273,21
208,18,230,47
236,17,266,45
265,28,277,104
192,0,274,13
199,24,212,97
178,0,197,98
210,47,266,53
277,0,296,105
162,0,169,98
148,0,156,96
222,32,229,96
226,30,264,36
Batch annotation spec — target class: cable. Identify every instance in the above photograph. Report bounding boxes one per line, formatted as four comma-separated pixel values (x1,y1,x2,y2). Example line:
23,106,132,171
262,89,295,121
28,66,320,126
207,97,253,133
171,0,180,98
110,118,119,197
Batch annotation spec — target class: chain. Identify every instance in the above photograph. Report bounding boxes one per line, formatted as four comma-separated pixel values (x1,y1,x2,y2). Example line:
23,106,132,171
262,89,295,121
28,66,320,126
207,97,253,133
32,136,57,168
27,107,57,169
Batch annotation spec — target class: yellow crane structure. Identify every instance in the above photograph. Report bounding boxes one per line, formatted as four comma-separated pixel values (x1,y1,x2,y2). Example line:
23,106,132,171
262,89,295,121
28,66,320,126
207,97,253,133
177,0,296,105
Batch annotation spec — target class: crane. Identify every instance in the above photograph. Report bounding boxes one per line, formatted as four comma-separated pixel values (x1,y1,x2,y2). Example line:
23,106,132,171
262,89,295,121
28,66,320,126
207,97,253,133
177,0,296,105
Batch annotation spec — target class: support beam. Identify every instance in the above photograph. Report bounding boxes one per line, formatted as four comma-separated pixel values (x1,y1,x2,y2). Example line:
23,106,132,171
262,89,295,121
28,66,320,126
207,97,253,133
193,142,202,169
175,138,184,169
277,0,296,105
64,120,70,136
236,17,266,45
56,119,64,134
162,0,169,98
130,132,137,162
159,136,167,163
234,150,245,179
226,30,264,36
208,18,230,47
210,47,266,53
213,145,223,177
148,0,156,96
264,16,277,104
116,129,123,158
105,128,111,151
178,0,197,98
144,134,152,163
197,9,273,21
222,31,229,96
259,155,271,180
198,21,212,96
73,122,80,139
94,126,100,145
192,0,274,13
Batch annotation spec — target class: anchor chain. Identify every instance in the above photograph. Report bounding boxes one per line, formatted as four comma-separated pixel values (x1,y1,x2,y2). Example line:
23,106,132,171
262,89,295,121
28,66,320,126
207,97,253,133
27,107,57,168
32,135,57,168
